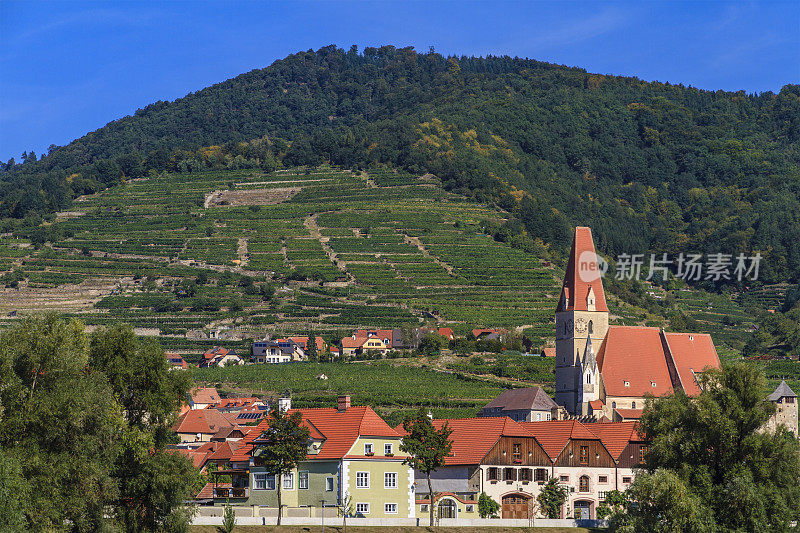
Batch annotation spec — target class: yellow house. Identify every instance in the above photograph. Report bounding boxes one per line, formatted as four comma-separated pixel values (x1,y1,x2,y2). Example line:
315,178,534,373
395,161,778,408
221,396,415,519
341,336,389,357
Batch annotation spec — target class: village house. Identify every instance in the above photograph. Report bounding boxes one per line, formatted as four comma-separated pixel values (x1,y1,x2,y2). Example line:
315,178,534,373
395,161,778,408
172,408,235,445
189,387,222,410
199,346,244,368
251,338,306,363
341,335,390,357
203,396,415,520
480,387,558,422
555,227,722,418
165,353,189,370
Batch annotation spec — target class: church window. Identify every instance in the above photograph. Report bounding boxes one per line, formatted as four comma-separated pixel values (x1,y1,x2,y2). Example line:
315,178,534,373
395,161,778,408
612,402,616,409
632,401,637,409
588,320,593,334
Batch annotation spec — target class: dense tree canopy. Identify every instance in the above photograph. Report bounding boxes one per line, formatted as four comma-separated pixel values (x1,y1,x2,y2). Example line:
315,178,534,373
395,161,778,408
627,363,800,532
0,316,197,532
2,45,799,282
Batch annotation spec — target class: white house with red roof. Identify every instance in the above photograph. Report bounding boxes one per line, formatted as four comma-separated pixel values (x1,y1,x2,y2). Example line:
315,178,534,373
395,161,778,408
555,227,721,418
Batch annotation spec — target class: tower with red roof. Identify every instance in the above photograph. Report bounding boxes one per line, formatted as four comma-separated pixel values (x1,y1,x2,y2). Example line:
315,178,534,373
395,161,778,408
555,227,610,415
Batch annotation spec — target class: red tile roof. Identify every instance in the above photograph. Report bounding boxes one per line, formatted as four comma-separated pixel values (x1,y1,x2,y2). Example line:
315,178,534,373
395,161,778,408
196,482,228,500
522,420,598,459
596,326,674,397
172,408,233,435
196,440,241,462
662,332,721,396
557,226,608,312
231,406,401,462
207,397,263,410
342,336,368,348
589,400,604,410
287,336,326,352
438,327,454,339
191,387,221,405
203,346,231,360
614,408,644,420
170,447,209,469
542,347,556,358
471,328,505,338
395,417,530,465
585,422,641,460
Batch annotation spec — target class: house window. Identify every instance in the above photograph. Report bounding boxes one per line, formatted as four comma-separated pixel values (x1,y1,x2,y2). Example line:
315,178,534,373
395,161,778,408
254,473,275,490
519,468,532,482
536,413,541,421
420,504,429,513
639,445,649,464
622,476,632,484
283,472,294,490
487,467,499,481
598,475,608,483
356,503,369,515
547,412,552,420
364,443,374,455
599,491,609,501
503,468,516,481
385,503,398,514
534,468,548,482
579,475,590,493
512,443,521,463
356,472,370,488
579,445,589,465
299,471,309,490
560,475,569,482
385,443,393,455
325,477,335,491
465,504,474,513
385,472,397,489
787,397,795,404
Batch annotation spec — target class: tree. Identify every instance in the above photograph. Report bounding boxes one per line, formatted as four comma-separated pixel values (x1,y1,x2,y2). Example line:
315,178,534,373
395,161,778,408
478,492,500,518
305,329,318,362
616,469,713,533
400,409,453,526
218,501,236,533
253,406,311,525
0,315,121,531
634,362,800,532
338,491,354,533
537,478,567,519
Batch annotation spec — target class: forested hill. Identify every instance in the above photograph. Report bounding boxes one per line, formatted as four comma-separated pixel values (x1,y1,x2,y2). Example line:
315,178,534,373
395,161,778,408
2,45,800,282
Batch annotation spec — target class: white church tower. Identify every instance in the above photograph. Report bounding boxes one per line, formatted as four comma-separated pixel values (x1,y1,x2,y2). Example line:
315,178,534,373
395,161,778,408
555,227,610,415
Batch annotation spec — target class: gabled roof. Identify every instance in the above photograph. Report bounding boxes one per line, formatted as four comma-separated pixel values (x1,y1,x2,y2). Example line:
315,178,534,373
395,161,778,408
586,422,643,460
169,447,210,469
768,380,798,401
395,417,530,466
662,332,721,396
231,405,401,462
482,387,558,412
203,346,232,360
438,327,454,339
521,420,599,460
472,328,505,338
207,397,264,410
557,226,608,312
190,387,220,405
342,336,368,348
597,326,674,397
172,408,233,435
614,408,644,420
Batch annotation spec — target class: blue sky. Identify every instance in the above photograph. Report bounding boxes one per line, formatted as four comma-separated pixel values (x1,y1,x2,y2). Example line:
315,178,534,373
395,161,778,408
1,1,798,162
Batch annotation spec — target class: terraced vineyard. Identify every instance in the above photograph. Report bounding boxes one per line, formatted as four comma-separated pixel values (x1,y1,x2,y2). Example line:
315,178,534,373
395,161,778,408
0,167,562,355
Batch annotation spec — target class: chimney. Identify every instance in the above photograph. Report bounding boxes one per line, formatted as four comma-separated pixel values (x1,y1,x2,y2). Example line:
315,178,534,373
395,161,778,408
337,395,351,412
278,397,291,413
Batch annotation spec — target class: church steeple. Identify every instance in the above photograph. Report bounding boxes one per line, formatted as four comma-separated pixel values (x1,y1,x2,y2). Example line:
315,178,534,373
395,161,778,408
555,226,610,415
557,227,608,313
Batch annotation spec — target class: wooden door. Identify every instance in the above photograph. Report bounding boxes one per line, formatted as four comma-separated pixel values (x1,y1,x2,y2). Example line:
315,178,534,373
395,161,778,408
501,494,530,519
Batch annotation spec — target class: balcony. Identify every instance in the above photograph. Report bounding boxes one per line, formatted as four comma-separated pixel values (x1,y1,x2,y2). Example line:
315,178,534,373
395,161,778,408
213,486,249,499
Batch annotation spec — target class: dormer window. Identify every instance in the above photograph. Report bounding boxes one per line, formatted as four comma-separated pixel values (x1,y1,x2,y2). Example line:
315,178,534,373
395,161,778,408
651,381,656,387
624,380,630,387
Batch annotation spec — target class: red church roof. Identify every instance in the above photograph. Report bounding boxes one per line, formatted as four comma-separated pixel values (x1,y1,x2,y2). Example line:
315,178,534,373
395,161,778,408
558,226,608,312
662,332,720,396
597,326,674,397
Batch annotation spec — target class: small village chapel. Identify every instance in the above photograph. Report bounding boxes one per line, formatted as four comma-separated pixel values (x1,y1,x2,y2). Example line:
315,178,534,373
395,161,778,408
555,227,722,419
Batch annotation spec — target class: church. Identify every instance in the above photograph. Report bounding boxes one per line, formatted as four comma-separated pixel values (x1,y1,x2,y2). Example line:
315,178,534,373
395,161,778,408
555,227,722,420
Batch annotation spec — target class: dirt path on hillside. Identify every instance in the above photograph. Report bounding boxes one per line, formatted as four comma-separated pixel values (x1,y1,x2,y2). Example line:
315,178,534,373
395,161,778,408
402,234,455,275
304,214,354,282
237,238,249,268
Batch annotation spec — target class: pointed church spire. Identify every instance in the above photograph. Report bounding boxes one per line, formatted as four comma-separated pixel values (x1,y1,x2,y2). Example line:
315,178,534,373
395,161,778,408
558,227,609,313
583,336,597,371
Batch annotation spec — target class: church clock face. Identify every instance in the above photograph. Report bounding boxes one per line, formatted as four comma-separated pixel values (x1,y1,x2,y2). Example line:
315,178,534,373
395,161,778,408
575,317,587,334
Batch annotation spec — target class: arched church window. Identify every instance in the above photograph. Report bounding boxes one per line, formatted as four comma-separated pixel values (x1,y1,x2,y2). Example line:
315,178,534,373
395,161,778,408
632,401,636,409
612,402,616,409
588,320,593,334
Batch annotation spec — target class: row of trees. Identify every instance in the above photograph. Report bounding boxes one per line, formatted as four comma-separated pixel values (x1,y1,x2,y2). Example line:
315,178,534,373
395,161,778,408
0,316,197,532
